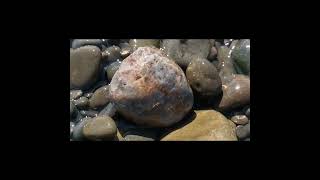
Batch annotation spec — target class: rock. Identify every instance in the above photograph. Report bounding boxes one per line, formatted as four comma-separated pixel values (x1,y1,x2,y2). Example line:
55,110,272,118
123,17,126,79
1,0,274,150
73,97,88,109
70,46,101,90
123,128,159,141
114,129,125,141
79,110,98,117
245,107,250,119
98,102,117,117
217,46,236,84
73,109,84,123
72,39,103,49
72,117,91,141
129,39,160,51
231,39,250,75
216,74,250,111
84,92,93,99
110,47,194,127
82,115,117,141
161,39,211,69
161,110,237,141
102,45,121,63
124,134,155,141
70,90,83,100
106,60,121,81
119,42,131,59
230,115,249,125
207,46,218,61
236,121,250,140
70,122,75,137
70,101,75,117
186,58,222,97
89,85,110,109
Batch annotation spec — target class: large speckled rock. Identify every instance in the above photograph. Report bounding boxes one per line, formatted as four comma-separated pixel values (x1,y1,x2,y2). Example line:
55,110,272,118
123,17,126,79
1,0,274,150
70,46,101,90
109,47,194,127
161,110,237,141
216,74,250,111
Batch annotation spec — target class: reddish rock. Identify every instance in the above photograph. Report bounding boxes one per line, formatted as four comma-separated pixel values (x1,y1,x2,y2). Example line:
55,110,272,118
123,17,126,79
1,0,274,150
109,47,194,127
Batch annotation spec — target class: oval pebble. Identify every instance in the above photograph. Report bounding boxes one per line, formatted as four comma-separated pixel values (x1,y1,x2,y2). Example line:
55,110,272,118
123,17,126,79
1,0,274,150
82,115,117,141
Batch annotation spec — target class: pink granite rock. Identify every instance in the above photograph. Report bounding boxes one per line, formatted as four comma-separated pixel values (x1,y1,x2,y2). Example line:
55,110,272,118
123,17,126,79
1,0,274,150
109,47,194,127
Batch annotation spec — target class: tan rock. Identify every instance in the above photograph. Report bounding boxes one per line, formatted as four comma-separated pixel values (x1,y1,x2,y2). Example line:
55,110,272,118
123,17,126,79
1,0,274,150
161,110,237,141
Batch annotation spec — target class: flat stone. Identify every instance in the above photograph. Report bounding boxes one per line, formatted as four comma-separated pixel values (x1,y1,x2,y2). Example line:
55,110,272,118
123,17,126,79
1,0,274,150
161,110,237,141
82,115,117,141
89,85,110,109
70,46,101,90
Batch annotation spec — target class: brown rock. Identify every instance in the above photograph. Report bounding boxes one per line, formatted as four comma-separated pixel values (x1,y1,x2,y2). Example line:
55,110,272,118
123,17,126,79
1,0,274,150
109,47,194,127
89,85,110,109
161,110,237,141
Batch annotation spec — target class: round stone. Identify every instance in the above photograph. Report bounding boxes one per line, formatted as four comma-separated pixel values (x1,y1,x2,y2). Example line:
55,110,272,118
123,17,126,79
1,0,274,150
186,58,222,97
82,115,117,141
89,85,110,109
119,42,131,59
230,115,249,125
72,39,103,49
236,122,250,140
70,46,101,90
216,75,250,111
110,47,194,127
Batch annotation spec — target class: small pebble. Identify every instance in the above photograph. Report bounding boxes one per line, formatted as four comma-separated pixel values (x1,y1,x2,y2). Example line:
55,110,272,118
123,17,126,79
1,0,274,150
119,42,131,58
230,115,249,125
70,90,83,100
236,122,250,140
89,85,110,109
82,115,117,141
73,97,89,109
